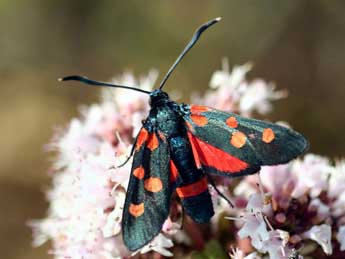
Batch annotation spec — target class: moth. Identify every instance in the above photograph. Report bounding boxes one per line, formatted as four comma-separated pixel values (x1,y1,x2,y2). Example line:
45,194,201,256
61,17,308,251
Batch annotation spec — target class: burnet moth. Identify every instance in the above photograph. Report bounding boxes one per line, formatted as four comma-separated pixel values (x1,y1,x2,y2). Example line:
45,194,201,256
60,17,308,251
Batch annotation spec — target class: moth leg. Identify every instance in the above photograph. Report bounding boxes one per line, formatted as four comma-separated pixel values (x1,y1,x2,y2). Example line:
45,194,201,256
109,133,139,169
178,205,184,230
206,173,234,208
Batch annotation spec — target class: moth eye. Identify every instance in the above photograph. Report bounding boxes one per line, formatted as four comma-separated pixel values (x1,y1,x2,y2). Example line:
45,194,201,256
262,128,275,143
129,203,145,217
230,131,247,148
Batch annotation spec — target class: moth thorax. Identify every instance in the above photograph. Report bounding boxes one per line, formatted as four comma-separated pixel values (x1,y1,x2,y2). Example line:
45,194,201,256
149,90,170,107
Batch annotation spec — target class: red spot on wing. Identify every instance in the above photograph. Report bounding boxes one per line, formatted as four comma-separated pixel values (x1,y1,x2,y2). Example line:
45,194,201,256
176,177,208,198
169,160,179,183
129,203,144,217
147,133,159,151
187,132,248,173
133,166,145,180
226,116,238,128
230,131,247,148
190,105,211,113
135,128,149,151
190,114,208,127
262,128,275,143
144,177,163,192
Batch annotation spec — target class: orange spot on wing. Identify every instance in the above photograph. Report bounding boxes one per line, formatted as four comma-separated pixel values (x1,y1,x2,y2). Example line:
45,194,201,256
135,128,149,151
190,105,210,113
176,177,208,198
169,160,179,183
226,116,238,128
191,114,208,127
188,133,248,173
147,133,159,151
144,177,163,192
133,166,145,180
129,203,144,217
231,131,247,148
262,128,275,143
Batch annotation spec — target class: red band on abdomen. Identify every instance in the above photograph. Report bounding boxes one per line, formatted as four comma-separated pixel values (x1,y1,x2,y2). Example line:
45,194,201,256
176,177,208,198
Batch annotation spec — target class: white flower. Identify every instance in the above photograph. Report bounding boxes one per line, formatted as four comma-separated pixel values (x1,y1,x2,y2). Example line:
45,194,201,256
239,80,287,116
204,59,286,116
328,160,345,198
30,71,153,259
236,194,270,252
138,233,174,257
337,225,345,251
210,58,252,90
308,198,330,222
291,154,332,198
106,69,157,113
229,247,262,259
303,224,332,255
332,192,345,217
259,164,294,197
103,191,126,237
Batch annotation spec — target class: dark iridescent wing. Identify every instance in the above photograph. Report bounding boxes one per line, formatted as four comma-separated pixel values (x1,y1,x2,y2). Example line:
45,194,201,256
122,127,172,251
183,105,308,177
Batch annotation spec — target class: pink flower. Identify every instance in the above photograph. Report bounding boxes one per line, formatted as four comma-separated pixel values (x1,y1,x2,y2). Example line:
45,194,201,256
202,58,286,116
303,224,333,255
31,63,345,259
291,154,332,198
137,233,174,257
336,226,345,251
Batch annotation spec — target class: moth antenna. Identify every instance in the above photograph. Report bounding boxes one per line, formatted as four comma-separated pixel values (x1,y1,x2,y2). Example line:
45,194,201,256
59,75,151,94
159,17,221,90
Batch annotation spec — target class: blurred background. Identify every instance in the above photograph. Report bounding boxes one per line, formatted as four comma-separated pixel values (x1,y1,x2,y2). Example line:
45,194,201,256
1,0,345,258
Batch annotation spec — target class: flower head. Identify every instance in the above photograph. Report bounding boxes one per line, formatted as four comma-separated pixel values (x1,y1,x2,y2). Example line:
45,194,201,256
31,62,345,259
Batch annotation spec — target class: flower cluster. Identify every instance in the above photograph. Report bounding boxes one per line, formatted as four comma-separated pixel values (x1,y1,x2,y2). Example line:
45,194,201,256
227,156,345,258
30,61,345,258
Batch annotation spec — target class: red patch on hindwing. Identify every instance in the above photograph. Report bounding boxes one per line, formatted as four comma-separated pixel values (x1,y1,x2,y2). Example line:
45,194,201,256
176,177,208,198
169,160,179,183
187,132,248,173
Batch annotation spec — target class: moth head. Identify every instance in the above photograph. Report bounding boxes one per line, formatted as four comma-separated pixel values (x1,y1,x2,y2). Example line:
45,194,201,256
149,90,169,107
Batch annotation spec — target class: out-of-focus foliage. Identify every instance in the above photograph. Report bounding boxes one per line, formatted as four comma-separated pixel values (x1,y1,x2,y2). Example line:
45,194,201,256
1,1,345,259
